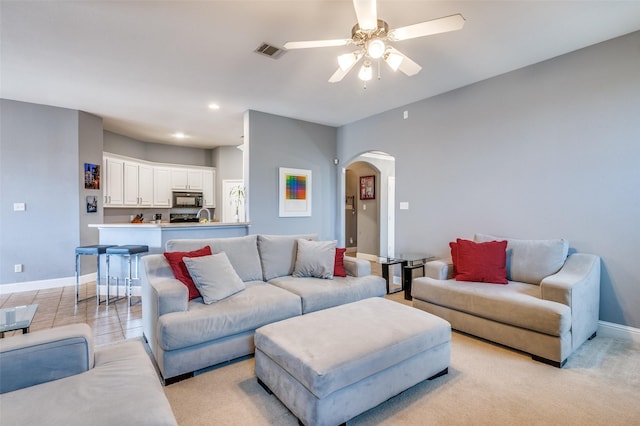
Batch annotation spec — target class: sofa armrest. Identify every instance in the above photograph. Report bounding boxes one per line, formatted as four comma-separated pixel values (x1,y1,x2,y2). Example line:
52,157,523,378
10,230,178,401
344,256,371,277
541,253,601,347
0,323,93,394
425,260,454,280
141,255,189,356
142,255,189,317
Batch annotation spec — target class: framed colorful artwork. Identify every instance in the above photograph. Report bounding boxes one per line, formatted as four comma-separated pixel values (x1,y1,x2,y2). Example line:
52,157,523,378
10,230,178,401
360,175,375,200
279,167,312,217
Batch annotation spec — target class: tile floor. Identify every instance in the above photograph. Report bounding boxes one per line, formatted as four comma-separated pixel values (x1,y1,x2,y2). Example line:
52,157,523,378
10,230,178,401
0,259,403,346
0,283,143,345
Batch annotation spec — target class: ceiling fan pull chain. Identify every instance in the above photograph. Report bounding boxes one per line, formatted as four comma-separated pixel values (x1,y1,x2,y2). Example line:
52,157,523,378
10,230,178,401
377,59,381,80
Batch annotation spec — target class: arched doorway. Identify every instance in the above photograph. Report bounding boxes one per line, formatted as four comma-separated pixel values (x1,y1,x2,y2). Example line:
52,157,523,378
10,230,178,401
339,151,395,260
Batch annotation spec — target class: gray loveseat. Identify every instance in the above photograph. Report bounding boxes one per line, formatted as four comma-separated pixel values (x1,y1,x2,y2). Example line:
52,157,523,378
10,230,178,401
412,234,601,367
141,234,386,383
0,323,177,425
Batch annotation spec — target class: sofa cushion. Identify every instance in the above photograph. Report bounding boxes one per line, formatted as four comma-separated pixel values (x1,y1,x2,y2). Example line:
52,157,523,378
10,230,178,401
183,252,246,304
454,239,508,284
157,282,302,351
474,234,569,284
163,246,212,300
257,234,318,280
166,235,263,282
412,277,571,336
210,235,263,282
292,239,336,279
268,275,386,314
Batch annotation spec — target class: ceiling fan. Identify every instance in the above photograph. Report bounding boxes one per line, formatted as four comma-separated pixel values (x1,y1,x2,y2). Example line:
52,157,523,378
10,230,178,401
283,0,465,85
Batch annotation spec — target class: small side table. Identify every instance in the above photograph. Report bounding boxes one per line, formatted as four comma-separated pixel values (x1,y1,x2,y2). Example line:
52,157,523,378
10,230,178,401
379,257,406,294
379,254,435,296
0,304,39,338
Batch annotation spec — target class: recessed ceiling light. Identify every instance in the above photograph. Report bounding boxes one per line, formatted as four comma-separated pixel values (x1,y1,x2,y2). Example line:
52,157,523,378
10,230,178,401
208,103,220,110
172,132,189,139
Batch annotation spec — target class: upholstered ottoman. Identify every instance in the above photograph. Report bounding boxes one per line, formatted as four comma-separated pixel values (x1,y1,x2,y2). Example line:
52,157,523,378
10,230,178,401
254,297,451,426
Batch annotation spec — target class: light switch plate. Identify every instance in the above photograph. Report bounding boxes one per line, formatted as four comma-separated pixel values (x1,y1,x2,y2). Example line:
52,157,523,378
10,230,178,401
399,202,409,210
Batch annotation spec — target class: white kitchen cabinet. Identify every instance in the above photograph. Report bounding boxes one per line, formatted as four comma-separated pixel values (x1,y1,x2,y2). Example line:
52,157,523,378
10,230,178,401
103,153,216,209
171,168,203,190
124,161,153,207
203,169,216,208
153,167,172,207
104,156,124,207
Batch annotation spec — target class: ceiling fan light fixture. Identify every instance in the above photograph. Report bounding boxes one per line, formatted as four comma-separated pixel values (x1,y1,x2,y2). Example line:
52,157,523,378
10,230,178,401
358,61,373,81
367,38,385,59
384,51,404,71
338,52,358,71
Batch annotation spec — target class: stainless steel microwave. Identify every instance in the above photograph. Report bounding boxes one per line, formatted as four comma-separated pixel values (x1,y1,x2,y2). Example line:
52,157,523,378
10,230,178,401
173,192,203,207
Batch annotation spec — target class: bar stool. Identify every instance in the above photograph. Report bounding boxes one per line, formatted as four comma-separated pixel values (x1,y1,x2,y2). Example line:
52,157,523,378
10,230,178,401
75,245,116,306
105,245,149,306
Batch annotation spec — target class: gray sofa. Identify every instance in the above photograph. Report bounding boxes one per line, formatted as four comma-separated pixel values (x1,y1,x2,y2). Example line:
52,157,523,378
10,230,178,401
411,234,601,367
0,323,177,426
141,234,386,383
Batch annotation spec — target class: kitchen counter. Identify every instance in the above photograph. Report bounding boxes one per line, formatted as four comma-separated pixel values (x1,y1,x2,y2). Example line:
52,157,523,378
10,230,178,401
90,222,249,229
89,222,250,252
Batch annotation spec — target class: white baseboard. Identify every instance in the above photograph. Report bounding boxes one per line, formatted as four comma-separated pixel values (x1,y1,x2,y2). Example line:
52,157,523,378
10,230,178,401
598,320,640,344
0,274,141,297
0,274,94,295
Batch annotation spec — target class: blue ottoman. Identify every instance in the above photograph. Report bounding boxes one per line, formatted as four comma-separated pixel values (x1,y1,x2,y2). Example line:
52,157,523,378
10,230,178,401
254,297,451,426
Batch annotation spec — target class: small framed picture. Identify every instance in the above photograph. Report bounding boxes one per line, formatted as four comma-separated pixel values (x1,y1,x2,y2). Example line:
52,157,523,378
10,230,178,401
84,163,100,189
360,175,375,200
86,195,98,213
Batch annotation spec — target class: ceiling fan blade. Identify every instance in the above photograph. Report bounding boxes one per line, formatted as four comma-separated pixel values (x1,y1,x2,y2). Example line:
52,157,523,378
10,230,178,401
284,39,351,50
329,52,363,83
386,47,422,76
389,14,465,41
353,0,378,30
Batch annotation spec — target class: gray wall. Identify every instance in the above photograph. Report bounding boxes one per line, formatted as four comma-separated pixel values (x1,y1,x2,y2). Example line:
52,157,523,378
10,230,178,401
212,145,243,218
104,131,212,166
337,31,640,328
0,99,103,284
77,111,104,274
246,110,337,240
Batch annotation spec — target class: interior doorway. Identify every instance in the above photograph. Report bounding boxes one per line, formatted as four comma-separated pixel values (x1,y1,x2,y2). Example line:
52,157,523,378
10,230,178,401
342,152,395,260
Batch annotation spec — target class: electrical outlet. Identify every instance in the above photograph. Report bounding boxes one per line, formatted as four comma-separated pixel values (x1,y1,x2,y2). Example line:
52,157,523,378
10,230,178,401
14,264,23,273
13,203,26,211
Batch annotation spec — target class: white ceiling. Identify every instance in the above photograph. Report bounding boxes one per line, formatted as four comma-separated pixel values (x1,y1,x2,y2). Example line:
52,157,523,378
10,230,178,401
2,1,640,149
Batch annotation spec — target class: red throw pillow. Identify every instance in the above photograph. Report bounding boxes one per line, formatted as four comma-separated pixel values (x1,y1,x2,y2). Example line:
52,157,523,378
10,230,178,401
334,248,347,277
454,238,508,284
449,241,459,277
164,246,212,300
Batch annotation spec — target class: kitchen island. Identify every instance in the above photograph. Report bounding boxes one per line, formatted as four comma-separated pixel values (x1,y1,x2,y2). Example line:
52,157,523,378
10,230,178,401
89,222,250,253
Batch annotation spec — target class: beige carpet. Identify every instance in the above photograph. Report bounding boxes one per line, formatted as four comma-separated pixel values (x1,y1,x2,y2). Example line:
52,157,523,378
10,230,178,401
164,311,640,425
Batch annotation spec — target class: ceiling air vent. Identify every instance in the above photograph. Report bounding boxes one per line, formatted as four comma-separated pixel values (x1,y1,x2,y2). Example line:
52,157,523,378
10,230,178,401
255,43,285,59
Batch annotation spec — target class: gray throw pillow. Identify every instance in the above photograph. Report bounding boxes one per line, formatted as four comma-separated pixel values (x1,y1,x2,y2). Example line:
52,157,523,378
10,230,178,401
292,239,337,279
183,252,246,304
